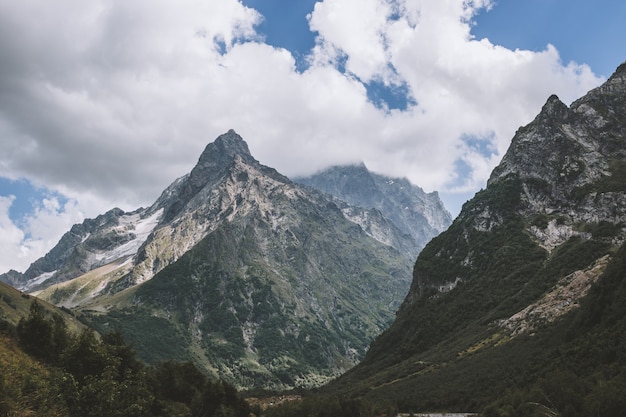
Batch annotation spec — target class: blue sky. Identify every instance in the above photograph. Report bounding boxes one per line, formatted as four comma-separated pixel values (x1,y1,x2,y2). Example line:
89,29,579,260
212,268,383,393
0,0,624,272
244,0,625,101
472,0,626,79
242,0,318,71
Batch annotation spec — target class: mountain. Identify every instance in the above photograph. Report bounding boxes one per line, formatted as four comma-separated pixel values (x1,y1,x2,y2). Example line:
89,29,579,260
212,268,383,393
295,163,452,256
0,280,87,333
322,62,626,414
1,130,416,390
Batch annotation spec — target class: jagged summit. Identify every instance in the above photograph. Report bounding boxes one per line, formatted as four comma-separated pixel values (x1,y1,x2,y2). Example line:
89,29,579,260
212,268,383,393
605,60,626,85
541,94,569,117
189,129,288,186
489,61,626,193
187,130,255,189
296,163,452,253
162,130,264,222
196,129,254,168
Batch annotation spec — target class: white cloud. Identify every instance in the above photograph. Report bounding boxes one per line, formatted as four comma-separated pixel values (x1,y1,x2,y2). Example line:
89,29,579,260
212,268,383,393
306,0,601,191
0,194,86,273
0,196,27,272
0,0,608,271
308,0,395,83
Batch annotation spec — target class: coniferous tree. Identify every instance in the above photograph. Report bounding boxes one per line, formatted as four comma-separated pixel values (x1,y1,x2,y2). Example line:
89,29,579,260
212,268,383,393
17,301,54,361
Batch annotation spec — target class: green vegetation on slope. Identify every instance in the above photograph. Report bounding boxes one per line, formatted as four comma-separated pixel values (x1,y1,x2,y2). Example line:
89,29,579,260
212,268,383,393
0,299,251,417
0,281,86,333
301,175,623,414
264,232,624,416
480,241,626,416
86,202,411,390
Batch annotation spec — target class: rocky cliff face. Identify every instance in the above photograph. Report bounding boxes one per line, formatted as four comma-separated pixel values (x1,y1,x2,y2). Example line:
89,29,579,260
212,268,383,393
295,163,452,254
2,206,162,291
418,62,626,295
487,64,626,251
1,130,417,390
325,62,626,411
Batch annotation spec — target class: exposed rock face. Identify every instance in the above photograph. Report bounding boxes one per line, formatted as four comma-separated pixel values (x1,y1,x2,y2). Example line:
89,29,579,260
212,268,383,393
1,129,417,390
295,163,452,254
497,255,610,337
0,269,23,287
1,207,161,291
406,61,626,316
488,64,626,251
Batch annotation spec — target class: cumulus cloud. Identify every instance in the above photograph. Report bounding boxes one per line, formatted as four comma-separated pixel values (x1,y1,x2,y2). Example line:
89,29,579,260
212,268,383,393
0,196,27,272
306,0,600,188
0,0,607,271
0,194,85,273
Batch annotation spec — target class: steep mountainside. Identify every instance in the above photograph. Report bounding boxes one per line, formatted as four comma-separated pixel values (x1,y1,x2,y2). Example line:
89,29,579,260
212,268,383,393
0,285,251,417
0,207,161,291
0,281,87,334
1,130,415,390
295,163,452,254
324,62,626,414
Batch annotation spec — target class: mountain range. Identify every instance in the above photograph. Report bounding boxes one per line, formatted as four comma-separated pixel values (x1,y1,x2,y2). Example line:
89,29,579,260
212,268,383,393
4,57,625,417
1,130,451,390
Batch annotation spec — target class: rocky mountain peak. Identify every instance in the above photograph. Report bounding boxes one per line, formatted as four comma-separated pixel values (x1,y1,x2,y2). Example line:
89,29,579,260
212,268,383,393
541,94,569,118
572,62,626,108
190,129,255,185
160,129,258,222
295,164,452,253
602,61,626,89
201,129,252,162
327,62,626,412
416,60,626,314
6,129,418,390
488,91,606,191
481,64,626,251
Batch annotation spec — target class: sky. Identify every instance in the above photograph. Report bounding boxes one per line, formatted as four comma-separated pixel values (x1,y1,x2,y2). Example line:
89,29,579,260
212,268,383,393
1,0,625,273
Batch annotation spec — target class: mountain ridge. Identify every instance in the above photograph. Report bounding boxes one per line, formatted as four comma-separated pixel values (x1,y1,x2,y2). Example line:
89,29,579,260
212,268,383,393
0,129,454,390
319,60,626,414
295,163,452,255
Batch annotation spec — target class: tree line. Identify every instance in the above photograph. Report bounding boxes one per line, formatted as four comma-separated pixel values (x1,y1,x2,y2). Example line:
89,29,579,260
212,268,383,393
1,300,251,417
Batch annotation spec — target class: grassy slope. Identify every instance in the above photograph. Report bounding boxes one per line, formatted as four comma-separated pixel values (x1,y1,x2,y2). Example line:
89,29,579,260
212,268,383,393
0,334,68,416
0,281,87,334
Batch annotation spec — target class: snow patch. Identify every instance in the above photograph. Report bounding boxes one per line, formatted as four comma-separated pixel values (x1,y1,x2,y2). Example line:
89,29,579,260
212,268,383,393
92,208,163,265
21,270,57,291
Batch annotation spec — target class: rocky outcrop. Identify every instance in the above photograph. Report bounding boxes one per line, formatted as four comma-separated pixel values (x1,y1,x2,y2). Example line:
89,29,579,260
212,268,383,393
296,163,452,253
497,255,610,336
485,64,626,252
0,207,161,291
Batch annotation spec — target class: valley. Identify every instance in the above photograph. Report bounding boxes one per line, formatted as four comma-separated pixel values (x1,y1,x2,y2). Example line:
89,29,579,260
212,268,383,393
1,61,626,416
